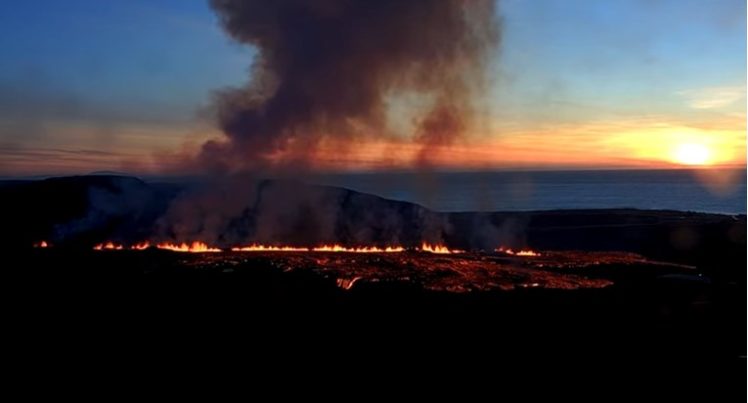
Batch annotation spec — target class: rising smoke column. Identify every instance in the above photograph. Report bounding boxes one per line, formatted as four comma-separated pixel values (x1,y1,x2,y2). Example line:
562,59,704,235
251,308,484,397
201,0,500,172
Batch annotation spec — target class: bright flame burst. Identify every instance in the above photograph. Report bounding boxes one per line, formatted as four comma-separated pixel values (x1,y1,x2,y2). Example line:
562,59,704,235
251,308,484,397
34,241,49,248
495,246,541,257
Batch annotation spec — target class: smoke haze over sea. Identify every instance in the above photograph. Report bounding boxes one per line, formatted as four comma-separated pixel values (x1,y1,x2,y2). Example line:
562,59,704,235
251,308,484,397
311,169,747,214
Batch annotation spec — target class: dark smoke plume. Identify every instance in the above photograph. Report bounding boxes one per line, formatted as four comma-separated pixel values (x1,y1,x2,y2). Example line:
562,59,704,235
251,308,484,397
200,0,499,172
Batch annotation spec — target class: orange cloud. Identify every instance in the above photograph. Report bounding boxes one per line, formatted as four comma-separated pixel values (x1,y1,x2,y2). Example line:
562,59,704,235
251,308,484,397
2,114,744,176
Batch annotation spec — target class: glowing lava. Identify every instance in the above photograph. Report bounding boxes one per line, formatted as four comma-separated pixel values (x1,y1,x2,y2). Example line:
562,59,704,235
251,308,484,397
93,242,151,250
313,245,405,253
516,250,541,256
232,244,406,252
93,241,220,252
496,246,541,256
94,242,123,250
231,245,308,252
44,240,540,257
84,241,462,254
131,242,151,250
156,242,221,253
420,243,463,254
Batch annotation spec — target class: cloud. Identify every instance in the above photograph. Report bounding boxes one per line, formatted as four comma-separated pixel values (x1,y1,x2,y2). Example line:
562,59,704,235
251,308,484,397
677,86,745,109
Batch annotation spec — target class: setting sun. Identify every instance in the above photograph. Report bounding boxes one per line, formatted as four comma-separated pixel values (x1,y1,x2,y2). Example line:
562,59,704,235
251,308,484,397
672,143,712,165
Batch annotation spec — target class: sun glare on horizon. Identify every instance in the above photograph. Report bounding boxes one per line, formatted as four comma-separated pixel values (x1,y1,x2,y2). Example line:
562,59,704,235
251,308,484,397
672,143,712,166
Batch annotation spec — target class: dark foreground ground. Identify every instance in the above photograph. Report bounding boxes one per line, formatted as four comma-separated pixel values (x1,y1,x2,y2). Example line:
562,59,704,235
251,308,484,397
2,176,745,390
10,245,742,393
15,243,745,357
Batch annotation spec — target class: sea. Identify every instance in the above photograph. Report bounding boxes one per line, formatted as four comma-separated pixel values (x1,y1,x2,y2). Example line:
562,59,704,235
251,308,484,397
311,168,747,214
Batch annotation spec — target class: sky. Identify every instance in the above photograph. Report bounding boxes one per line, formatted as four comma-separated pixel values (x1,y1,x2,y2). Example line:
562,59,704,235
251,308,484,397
0,0,745,175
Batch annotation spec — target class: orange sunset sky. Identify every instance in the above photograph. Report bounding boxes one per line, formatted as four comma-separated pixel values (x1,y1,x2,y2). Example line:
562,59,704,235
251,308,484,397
0,0,744,176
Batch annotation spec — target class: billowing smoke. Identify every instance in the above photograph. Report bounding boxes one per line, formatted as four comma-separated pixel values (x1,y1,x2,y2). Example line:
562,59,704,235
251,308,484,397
3,2,517,250
153,0,502,248
199,0,499,172
155,178,451,247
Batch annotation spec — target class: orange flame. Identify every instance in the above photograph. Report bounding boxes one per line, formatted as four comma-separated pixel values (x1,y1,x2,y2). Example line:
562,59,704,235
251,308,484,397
93,242,150,250
34,241,49,248
231,244,405,253
92,241,218,252
156,242,221,253
86,241,467,254
420,242,463,254
94,242,123,250
495,246,540,256
231,245,309,252
313,245,405,253
516,250,541,256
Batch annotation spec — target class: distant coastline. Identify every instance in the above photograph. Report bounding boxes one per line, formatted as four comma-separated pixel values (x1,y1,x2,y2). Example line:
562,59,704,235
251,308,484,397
1,168,745,214
311,168,747,214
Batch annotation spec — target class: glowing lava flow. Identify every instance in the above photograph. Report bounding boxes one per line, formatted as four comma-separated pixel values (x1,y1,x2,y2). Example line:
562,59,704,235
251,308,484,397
313,245,405,253
231,244,405,253
92,241,220,252
420,243,463,254
231,245,309,252
94,242,123,250
516,250,541,256
131,242,151,250
86,241,462,254
496,246,541,257
93,242,150,250
156,242,221,253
